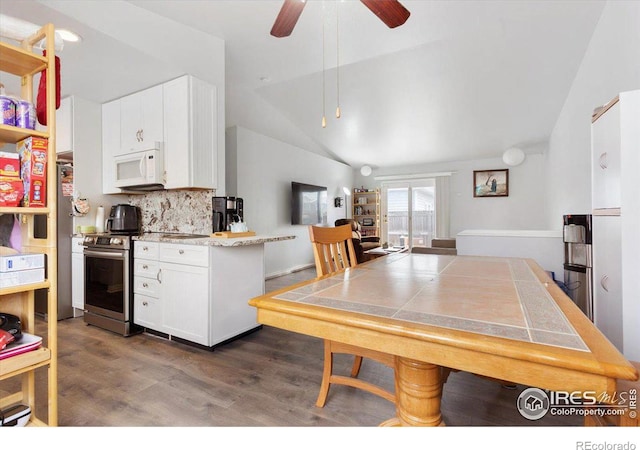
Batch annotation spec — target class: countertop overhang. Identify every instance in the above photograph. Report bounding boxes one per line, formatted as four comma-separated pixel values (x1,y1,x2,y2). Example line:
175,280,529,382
133,233,296,247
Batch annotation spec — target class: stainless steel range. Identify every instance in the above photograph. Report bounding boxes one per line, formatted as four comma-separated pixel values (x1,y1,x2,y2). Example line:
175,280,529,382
82,233,141,336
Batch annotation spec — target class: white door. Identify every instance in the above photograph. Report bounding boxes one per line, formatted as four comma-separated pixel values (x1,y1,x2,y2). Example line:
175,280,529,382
591,101,621,210
160,262,209,345
120,85,164,154
381,180,436,250
592,214,623,352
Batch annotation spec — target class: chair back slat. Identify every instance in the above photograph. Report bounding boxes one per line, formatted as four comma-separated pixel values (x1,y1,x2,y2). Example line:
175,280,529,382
309,224,358,277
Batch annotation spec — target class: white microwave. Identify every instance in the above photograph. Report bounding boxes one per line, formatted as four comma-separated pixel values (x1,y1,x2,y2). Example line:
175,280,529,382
114,145,164,190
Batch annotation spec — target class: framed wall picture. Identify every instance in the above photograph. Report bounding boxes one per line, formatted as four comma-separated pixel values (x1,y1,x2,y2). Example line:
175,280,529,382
473,169,509,197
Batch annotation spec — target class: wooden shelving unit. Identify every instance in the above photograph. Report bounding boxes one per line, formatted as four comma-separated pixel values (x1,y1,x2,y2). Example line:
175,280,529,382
0,24,58,426
352,188,380,238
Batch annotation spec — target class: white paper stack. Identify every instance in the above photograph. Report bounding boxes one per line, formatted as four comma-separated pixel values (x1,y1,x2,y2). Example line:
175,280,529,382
0,253,45,288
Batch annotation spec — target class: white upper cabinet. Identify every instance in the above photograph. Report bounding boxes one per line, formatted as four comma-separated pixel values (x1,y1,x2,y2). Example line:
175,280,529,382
591,100,621,210
163,75,217,190
102,75,219,192
118,84,164,155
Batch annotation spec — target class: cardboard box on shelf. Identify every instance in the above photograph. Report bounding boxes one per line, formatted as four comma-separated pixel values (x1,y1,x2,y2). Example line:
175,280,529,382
17,136,47,207
0,177,24,207
0,253,45,272
0,268,45,288
0,152,20,178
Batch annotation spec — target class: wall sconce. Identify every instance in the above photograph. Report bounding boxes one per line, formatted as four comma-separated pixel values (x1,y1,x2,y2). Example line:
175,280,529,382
334,187,350,208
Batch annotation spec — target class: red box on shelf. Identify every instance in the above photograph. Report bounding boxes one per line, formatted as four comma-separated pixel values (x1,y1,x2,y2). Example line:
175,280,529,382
17,136,47,207
0,177,24,207
0,151,20,178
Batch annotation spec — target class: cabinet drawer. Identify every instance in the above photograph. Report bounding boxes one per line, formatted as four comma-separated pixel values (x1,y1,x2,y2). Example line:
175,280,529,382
133,276,160,298
134,294,161,329
134,241,159,259
159,243,209,267
134,259,159,278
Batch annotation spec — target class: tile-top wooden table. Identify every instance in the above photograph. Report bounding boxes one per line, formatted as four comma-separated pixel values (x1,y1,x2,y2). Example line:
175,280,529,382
249,253,638,426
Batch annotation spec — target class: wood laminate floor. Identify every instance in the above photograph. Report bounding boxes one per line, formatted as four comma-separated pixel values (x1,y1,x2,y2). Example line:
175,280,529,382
2,267,582,427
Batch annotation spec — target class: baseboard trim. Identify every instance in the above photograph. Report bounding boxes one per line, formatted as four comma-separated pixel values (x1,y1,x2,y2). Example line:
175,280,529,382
266,263,315,280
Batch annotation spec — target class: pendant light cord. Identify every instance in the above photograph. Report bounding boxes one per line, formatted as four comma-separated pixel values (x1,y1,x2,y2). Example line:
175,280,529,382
336,0,341,119
321,2,327,128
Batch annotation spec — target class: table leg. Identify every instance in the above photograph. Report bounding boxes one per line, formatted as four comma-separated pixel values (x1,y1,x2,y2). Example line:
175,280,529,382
383,357,444,426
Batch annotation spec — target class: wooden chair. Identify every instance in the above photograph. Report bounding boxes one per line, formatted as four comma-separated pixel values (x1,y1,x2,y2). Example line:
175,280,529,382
308,224,396,407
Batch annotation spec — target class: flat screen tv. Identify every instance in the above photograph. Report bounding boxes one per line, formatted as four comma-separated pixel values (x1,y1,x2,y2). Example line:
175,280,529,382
291,181,327,225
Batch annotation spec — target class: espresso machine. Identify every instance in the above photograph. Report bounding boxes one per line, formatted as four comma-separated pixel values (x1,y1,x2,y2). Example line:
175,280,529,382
563,214,593,320
212,196,244,232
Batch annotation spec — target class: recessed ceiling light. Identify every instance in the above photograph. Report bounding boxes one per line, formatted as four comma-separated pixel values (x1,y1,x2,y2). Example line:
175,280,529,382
56,29,82,43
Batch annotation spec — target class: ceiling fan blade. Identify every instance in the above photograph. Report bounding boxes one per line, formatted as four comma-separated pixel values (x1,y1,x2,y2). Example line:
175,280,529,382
360,0,411,29
270,0,307,38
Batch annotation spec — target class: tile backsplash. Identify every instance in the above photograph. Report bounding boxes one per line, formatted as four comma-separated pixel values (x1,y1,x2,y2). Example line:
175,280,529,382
128,190,214,234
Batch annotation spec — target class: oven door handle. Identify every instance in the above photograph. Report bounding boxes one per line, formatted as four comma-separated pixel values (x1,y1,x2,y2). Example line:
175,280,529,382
84,249,126,260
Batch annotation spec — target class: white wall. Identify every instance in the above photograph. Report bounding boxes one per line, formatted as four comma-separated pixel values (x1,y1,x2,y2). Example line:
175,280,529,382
226,126,354,277
355,148,548,237
545,1,640,227
71,96,127,229
225,84,336,166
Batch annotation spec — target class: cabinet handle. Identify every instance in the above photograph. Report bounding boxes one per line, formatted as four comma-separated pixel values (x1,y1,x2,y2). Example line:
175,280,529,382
142,264,148,269
143,246,148,251
178,249,184,255
157,268,162,284
143,301,148,306
135,130,140,142
140,129,144,141
142,282,148,288
600,275,609,292
599,152,608,169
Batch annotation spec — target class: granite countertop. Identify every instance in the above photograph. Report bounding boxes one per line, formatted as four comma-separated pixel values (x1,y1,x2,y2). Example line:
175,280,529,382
134,233,296,247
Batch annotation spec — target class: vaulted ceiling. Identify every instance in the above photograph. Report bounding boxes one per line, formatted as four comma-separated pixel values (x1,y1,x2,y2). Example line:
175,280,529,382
0,0,606,169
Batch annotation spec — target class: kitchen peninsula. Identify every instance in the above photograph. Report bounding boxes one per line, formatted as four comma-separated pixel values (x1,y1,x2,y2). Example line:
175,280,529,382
132,233,295,348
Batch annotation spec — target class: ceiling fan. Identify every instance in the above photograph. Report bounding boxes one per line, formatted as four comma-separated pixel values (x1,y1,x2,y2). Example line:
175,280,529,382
270,0,411,38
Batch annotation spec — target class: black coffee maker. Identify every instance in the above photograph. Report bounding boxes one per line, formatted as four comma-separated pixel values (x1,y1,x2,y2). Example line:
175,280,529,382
212,196,244,232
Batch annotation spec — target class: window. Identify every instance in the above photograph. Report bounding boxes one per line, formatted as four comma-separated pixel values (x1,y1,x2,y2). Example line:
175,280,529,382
381,176,450,250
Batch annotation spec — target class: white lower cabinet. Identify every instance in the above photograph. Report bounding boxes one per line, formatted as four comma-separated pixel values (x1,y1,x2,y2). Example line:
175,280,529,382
134,241,210,343
133,240,262,347
134,294,161,329
160,262,209,345
71,237,85,312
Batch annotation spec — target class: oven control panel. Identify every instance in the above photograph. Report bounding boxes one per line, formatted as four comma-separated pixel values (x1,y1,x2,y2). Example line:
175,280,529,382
83,235,130,250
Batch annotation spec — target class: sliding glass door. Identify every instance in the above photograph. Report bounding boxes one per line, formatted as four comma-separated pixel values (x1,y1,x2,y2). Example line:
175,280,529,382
382,180,435,250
